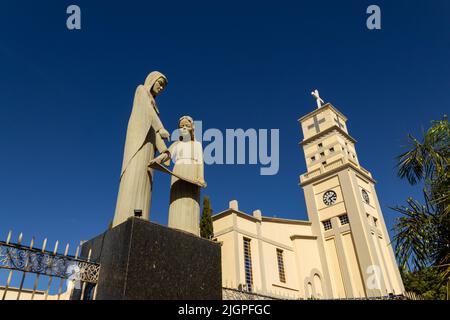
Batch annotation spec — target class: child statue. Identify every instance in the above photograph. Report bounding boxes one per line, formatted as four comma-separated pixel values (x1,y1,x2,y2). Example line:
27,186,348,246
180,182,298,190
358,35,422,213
151,116,206,236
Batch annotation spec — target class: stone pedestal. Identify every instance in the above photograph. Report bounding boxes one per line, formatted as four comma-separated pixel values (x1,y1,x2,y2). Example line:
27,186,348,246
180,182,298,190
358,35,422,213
80,217,222,300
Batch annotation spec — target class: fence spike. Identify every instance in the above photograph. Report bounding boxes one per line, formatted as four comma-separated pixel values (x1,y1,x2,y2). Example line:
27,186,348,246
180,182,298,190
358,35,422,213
6,230,12,244
88,248,92,261
53,240,59,255
42,238,47,252
75,245,80,259
29,236,35,249
18,232,23,244
64,243,70,256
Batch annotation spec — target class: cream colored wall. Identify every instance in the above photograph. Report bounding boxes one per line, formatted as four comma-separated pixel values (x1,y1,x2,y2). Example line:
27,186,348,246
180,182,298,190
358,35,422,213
303,130,359,174
304,133,347,172
301,105,348,141
236,215,258,235
260,221,312,247
292,237,325,298
324,237,346,298
356,175,378,218
379,235,404,294
306,160,405,298
236,232,264,291
214,210,317,299
371,231,393,293
260,241,300,298
341,232,365,297
314,175,347,222
355,175,405,295
216,231,238,288
213,213,234,233
308,172,374,298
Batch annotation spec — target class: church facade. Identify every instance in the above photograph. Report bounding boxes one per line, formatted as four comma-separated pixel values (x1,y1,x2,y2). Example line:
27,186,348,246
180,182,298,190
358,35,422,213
212,102,405,299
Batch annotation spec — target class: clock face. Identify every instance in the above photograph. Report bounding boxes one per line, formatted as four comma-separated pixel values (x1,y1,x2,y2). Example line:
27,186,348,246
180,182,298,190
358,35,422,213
323,190,337,206
362,189,370,204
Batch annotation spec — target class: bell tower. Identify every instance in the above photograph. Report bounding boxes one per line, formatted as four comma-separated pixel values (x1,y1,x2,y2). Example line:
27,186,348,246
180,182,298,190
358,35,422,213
298,90,404,298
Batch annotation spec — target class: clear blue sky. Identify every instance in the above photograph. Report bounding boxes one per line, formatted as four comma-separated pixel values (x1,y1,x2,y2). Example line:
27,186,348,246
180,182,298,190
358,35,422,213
0,0,448,255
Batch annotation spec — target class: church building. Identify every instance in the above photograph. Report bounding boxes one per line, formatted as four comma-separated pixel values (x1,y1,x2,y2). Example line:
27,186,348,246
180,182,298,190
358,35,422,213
212,98,405,299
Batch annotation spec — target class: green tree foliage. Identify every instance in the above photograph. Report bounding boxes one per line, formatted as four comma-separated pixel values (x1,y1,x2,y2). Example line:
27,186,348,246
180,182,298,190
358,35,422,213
402,268,447,300
392,116,449,298
200,195,214,239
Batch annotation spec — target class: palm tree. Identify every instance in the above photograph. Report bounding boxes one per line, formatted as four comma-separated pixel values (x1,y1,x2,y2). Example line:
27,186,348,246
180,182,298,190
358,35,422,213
392,116,449,281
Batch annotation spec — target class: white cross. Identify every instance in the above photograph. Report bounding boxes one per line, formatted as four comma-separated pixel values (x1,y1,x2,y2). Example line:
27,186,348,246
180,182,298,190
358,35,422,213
311,89,324,109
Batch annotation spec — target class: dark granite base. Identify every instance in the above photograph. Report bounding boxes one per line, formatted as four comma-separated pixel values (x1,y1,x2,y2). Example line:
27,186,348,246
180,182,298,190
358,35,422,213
80,217,222,300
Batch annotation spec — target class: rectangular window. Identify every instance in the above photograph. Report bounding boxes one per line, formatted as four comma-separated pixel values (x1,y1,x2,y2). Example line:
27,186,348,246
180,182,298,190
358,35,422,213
243,237,253,292
311,156,316,162
322,220,332,231
373,217,378,227
339,214,349,225
276,249,286,283
329,147,335,152
320,152,325,157
318,143,323,148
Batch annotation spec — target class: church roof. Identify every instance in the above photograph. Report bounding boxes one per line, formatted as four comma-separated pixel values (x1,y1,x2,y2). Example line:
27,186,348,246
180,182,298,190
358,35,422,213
212,208,311,225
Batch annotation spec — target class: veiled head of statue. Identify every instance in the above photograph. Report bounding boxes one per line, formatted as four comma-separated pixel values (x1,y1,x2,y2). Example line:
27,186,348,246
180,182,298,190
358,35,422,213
178,115,195,141
144,71,168,97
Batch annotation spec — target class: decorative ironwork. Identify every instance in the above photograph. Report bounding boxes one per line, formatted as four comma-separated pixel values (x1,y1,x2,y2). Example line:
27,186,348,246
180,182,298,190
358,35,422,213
222,287,280,300
0,241,100,284
223,287,408,300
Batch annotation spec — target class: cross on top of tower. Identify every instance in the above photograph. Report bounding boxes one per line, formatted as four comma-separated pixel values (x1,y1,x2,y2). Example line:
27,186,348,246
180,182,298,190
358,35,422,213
311,89,324,109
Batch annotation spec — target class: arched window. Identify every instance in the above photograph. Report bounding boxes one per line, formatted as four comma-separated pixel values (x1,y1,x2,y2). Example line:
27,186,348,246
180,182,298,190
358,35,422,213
313,274,323,298
306,282,313,299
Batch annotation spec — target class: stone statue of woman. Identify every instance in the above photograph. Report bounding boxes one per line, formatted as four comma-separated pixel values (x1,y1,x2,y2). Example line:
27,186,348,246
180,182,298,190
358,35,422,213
112,71,170,227
152,116,206,236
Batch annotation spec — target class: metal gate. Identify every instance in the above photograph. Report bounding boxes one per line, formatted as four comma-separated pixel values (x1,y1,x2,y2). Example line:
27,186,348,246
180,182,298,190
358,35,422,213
0,230,100,300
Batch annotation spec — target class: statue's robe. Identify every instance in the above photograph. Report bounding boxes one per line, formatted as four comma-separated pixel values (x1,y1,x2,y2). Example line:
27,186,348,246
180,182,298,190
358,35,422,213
113,72,168,227
167,140,205,236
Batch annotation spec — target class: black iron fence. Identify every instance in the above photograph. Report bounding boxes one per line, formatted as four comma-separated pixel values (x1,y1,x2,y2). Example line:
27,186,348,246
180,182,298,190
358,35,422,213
0,230,100,300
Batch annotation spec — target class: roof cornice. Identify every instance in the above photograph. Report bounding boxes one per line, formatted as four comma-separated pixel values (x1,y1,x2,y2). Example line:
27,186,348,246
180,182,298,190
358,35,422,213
261,216,311,225
298,103,347,123
300,125,357,146
299,162,376,187
290,235,317,240
212,209,312,226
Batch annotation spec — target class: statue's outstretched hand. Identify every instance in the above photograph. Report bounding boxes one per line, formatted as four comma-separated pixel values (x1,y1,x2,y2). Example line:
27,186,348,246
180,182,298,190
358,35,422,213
158,128,170,140
149,153,169,167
